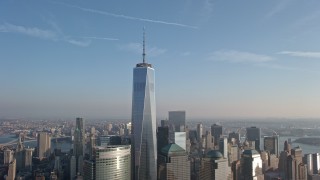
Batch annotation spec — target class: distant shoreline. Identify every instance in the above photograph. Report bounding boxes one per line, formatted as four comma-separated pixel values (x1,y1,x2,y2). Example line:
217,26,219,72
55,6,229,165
293,137,320,146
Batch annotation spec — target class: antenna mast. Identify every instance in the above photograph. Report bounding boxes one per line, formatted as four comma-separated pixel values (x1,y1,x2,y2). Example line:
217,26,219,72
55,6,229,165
143,27,146,63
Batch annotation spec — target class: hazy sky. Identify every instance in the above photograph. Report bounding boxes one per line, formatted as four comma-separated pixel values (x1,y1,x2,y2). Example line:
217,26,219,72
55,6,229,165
1,0,320,120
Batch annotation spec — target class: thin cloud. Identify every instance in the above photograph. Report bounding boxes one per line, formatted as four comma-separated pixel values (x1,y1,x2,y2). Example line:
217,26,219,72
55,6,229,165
181,52,191,56
82,36,119,41
119,43,166,57
0,23,57,40
65,38,91,47
265,0,291,18
51,1,198,29
0,22,118,47
208,50,274,63
278,51,320,58
257,62,320,74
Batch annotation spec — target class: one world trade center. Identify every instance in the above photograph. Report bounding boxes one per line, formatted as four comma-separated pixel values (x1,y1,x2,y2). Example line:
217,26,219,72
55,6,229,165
131,31,157,180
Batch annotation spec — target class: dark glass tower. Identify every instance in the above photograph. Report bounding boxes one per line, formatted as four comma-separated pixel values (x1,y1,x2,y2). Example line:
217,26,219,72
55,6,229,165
74,117,85,174
131,31,157,180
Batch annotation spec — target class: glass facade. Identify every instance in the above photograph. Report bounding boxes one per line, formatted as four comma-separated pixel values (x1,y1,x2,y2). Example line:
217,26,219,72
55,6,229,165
131,63,157,180
83,146,131,180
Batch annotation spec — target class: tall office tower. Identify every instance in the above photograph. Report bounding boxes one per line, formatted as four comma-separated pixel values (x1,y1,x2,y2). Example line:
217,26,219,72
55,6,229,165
37,132,51,160
77,155,83,176
204,131,214,152
89,134,96,160
211,124,222,146
292,146,303,164
196,123,203,142
312,153,320,174
284,140,291,153
231,160,241,180
131,31,157,180
229,131,240,145
240,149,264,180
158,143,190,180
199,150,229,180
229,144,239,165
219,136,228,159
24,147,33,171
305,154,313,175
246,126,261,151
7,159,16,180
290,146,304,179
54,156,61,171
297,163,307,180
264,135,279,157
74,117,85,174
157,126,169,153
74,117,85,157
70,156,76,179
279,151,290,178
168,111,186,132
16,134,24,171
83,146,131,180
268,154,279,170
90,127,95,135
125,122,132,135
260,151,269,173
4,149,13,165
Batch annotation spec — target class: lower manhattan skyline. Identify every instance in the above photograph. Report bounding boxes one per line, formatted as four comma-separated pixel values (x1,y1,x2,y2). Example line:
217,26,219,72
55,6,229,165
2,0,320,120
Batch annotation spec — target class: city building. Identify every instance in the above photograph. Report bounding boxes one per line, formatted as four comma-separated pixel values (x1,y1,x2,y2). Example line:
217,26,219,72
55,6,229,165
24,147,34,171
199,150,229,180
157,126,169,153
196,123,203,142
229,131,240,145
7,159,16,180
83,146,131,180
264,135,279,157
229,144,239,165
37,132,51,160
15,134,24,171
70,156,76,179
131,31,157,180
168,111,186,132
211,124,222,146
158,143,190,180
74,117,85,175
4,149,13,165
204,131,214,152
246,127,261,151
174,132,186,151
98,135,121,146
219,136,228,159
240,149,264,180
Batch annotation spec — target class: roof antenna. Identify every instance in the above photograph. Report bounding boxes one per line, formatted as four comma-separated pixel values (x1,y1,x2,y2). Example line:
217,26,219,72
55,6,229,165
142,27,146,63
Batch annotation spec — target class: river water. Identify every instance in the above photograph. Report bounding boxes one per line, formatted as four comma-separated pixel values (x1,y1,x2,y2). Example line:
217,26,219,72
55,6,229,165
0,134,72,153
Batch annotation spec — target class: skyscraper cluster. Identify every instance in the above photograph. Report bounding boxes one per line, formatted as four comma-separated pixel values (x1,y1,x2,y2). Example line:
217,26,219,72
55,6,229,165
1,33,320,180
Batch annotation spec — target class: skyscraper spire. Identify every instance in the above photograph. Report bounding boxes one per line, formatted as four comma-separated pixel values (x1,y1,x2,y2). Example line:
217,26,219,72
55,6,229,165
142,27,146,63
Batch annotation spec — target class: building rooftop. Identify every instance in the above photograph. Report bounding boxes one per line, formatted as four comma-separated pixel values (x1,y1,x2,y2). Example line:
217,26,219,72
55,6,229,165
206,150,223,159
161,143,185,156
136,62,152,68
243,149,260,156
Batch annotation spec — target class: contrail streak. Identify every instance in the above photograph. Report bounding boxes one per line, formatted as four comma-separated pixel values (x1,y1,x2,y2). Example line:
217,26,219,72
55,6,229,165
51,1,198,29
82,36,119,41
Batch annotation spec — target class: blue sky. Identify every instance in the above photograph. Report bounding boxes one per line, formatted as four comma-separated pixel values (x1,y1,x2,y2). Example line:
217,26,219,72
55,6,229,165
1,0,320,120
